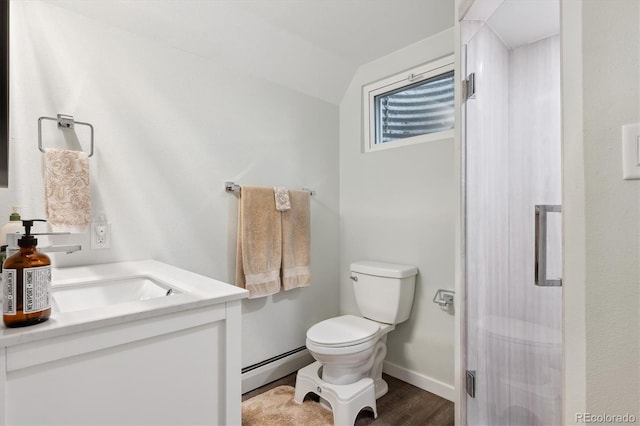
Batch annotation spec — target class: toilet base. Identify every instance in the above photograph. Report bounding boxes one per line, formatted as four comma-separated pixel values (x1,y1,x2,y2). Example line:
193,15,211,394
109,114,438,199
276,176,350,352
294,361,377,426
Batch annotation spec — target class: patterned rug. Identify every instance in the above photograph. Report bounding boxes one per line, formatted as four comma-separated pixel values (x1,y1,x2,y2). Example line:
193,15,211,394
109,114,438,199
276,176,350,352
242,385,333,426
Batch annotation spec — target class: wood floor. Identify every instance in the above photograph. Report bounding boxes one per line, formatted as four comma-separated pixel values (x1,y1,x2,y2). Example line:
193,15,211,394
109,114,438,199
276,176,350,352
243,372,454,426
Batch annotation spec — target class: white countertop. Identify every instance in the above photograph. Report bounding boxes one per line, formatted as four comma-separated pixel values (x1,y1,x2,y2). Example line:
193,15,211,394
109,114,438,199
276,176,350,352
0,260,248,347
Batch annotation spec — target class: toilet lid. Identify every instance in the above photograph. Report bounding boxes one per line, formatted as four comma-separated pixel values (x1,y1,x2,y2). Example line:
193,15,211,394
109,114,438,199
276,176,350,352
306,315,380,347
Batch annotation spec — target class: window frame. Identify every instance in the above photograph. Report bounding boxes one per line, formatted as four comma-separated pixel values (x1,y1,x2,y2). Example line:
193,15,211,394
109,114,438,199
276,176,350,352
362,54,455,153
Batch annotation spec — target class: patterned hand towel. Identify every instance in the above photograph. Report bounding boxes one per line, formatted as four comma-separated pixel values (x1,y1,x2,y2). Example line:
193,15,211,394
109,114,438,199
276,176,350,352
274,186,291,211
281,189,311,290
44,149,91,233
235,186,282,298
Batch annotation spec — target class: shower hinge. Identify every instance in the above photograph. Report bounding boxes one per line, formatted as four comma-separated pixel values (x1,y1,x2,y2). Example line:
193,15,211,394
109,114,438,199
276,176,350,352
466,370,476,398
464,73,476,100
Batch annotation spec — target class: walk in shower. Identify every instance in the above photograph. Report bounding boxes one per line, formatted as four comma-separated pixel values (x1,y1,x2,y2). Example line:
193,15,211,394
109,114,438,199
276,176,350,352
461,1,562,425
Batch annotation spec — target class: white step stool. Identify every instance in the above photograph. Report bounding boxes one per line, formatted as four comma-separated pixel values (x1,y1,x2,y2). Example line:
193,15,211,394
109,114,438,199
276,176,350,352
294,361,377,426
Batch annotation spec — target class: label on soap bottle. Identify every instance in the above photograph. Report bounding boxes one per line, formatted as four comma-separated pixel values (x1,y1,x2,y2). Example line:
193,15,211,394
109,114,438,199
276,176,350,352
23,266,51,314
3,269,16,315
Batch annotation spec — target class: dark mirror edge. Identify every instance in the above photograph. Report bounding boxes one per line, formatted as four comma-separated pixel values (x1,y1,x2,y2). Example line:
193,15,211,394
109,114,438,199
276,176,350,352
0,0,8,188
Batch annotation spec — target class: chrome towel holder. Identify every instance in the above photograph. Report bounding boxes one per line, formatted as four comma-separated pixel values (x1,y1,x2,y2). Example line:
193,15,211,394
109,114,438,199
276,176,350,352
225,181,316,196
38,114,94,157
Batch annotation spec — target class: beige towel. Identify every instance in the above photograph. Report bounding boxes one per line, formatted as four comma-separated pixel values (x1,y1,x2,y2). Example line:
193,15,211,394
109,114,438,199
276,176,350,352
235,186,282,298
281,189,311,290
43,148,91,233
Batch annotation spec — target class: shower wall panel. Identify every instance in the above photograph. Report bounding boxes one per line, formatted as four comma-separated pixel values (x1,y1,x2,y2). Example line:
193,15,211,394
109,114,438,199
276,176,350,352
465,23,510,426
465,25,562,426
507,35,562,426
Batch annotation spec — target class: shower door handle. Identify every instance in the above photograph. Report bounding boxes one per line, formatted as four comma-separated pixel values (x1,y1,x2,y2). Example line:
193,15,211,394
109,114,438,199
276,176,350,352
535,205,562,287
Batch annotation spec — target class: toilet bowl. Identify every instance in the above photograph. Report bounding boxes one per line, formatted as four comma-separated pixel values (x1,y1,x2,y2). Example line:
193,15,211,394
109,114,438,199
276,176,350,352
295,261,417,425
306,314,394,389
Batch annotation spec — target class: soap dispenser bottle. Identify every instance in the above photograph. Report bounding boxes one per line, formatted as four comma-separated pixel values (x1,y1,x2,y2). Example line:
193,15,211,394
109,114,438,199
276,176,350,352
2,220,52,328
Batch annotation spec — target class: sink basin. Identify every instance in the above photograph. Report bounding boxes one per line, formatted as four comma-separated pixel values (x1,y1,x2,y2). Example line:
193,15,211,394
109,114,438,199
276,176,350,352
0,260,249,426
52,276,179,313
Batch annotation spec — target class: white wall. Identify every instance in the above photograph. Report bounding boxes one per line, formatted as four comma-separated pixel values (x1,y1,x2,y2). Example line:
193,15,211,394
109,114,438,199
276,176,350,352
339,28,456,398
562,0,640,422
582,0,640,417
4,1,341,369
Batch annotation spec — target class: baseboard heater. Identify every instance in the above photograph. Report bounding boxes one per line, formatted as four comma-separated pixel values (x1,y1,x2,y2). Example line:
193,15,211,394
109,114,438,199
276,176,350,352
241,346,307,374
241,346,313,394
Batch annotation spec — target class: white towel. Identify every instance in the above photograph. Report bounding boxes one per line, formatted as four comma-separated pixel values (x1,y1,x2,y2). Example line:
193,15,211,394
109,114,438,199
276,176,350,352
43,149,91,233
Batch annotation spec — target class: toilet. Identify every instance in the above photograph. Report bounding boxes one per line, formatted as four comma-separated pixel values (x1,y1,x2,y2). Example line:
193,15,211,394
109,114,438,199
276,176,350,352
294,260,417,425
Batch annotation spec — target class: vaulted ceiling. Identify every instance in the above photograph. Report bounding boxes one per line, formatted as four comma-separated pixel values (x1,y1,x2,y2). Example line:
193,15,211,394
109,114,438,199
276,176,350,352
47,0,455,104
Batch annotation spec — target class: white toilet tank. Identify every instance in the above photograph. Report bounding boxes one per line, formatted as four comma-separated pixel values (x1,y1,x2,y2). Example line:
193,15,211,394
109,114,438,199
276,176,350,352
350,261,418,324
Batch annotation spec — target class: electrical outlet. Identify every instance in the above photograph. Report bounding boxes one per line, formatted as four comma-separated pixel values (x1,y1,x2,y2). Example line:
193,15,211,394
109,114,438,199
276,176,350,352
91,222,111,249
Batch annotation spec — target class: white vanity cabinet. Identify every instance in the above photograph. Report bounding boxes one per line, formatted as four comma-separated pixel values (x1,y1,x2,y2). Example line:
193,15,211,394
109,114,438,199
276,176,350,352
0,260,248,426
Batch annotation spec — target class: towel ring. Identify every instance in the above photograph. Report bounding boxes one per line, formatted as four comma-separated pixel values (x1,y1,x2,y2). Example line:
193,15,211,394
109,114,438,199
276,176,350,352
38,114,94,157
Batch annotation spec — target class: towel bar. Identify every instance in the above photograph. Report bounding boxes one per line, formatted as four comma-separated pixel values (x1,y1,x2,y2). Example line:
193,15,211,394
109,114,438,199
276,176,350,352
225,181,315,196
38,114,94,157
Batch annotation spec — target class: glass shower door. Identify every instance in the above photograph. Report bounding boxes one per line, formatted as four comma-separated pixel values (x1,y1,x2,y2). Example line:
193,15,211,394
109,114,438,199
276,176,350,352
464,11,562,426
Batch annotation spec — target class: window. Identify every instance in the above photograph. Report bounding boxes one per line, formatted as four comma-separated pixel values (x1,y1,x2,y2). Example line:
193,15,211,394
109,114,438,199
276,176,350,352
363,55,454,152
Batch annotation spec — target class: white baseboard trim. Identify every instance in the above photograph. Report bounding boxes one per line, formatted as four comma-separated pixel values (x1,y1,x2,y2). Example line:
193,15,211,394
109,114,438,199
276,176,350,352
242,349,314,394
383,360,455,402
